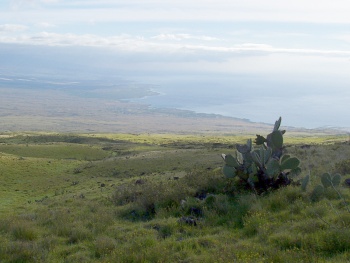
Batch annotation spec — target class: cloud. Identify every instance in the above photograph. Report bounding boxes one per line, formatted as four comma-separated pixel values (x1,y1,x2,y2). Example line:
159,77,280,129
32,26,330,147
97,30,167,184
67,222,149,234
334,34,350,44
1,1,350,78
10,0,35,10
1,0,349,84
10,0,58,8
4,0,350,24
152,34,220,42
35,22,56,28
1,31,350,60
0,24,27,32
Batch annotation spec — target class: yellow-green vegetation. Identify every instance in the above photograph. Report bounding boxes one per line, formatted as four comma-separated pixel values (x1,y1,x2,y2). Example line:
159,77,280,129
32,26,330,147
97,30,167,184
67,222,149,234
0,133,350,262
91,132,348,146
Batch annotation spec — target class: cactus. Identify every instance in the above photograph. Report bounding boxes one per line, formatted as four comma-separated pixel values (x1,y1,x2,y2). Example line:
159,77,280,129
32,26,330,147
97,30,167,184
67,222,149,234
280,156,300,171
309,173,347,208
301,174,310,191
222,154,240,168
321,172,332,188
236,139,252,154
222,164,236,178
222,117,301,194
332,173,341,187
270,131,283,149
255,117,285,159
273,116,282,131
321,172,342,188
255,134,267,145
311,185,325,202
266,158,280,178
251,147,271,169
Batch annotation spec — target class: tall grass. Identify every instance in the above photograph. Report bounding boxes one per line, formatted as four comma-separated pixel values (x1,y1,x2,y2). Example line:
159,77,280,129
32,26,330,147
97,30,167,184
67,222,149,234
1,134,350,262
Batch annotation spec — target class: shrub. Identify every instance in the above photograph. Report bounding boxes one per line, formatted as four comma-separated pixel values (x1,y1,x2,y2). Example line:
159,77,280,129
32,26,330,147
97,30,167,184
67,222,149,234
304,228,350,254
66,226,92,244
182,169,226,195
0,241,40,263
112,179,195,220
335,159,350,175
9,220,38,241
269,232,303,250
94,236,117,258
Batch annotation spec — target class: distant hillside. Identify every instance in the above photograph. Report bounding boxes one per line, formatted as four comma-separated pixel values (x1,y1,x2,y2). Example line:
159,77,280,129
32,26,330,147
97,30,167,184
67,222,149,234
0,74,347,136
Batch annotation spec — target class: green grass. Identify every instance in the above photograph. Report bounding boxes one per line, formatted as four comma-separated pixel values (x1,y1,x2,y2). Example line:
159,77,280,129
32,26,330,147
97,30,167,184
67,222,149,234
0,144,111,160
90,132,349,146
0,133,350,262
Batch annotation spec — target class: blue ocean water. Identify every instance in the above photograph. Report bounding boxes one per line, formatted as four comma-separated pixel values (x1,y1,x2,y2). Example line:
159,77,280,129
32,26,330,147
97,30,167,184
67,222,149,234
132,75,350,129
2,72,349,130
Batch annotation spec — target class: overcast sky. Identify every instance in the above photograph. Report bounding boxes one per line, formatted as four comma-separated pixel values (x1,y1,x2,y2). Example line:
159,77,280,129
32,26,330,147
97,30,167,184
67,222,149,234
1,1,350,128
1,0,350,76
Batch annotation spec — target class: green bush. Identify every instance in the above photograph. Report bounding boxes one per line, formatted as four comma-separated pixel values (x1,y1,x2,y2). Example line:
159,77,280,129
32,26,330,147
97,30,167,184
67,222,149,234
269,232,303,250
0,241,42,263
112,170,225,220
335,159,350,175
11,224,38,241
94,236,117,258
304,228,350,254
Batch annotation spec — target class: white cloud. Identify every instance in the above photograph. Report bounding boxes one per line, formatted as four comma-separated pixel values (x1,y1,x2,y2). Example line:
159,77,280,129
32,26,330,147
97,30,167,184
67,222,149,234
4,0,350,24
0,31,349,57
35,22,56,28
0,24,27,32
151,34,219,41
10,0,58,8
334,34,350,44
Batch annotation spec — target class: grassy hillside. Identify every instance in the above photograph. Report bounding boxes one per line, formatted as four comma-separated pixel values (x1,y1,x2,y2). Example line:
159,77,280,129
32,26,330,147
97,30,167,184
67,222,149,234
0,133,349,262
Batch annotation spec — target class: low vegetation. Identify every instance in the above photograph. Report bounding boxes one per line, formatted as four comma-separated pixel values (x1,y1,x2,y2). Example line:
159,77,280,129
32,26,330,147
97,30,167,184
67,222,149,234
0,130,349,262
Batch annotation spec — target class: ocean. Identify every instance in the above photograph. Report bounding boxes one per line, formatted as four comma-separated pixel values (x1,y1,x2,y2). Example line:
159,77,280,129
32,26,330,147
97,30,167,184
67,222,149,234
2,72,349,130
131,74,350,130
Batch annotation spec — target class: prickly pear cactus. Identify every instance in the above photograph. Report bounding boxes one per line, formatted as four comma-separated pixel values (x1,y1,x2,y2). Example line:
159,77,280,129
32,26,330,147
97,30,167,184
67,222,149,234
321,172,342,188
309,173,343,202
311,184,325,202
222,117,301,194
301,174,310,191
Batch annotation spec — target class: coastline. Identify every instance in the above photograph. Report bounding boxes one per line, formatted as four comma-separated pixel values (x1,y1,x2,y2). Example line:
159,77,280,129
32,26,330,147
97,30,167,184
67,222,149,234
1,74,349,134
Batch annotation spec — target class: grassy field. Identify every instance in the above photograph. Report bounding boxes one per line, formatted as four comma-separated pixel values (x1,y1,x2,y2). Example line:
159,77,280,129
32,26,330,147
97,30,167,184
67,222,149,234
0,132,349,262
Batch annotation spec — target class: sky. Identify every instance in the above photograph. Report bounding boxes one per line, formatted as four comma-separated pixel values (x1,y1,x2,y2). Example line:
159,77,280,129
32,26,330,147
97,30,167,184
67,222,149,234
1,0,350,128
